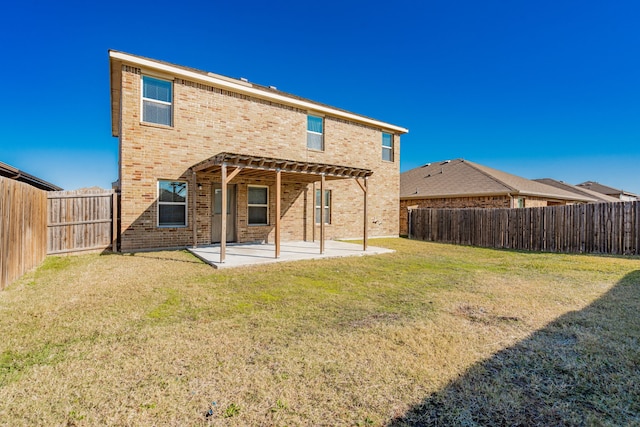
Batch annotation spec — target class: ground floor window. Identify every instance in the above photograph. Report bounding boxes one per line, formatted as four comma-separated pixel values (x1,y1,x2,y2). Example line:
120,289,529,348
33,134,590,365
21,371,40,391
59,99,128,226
315,189,331,224
158,180,187,227
248,185,269,225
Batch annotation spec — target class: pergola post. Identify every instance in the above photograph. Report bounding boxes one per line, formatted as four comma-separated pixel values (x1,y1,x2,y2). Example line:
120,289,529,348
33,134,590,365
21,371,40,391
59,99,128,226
320,174,325,254
311,181,316,243
363,176,368,251
220,163,227,263
191,169,197,248
275,169,281,258
355,177,368,251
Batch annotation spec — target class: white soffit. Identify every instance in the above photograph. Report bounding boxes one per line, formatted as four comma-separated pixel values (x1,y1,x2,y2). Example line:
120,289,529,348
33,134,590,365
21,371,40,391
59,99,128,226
109,51,408,134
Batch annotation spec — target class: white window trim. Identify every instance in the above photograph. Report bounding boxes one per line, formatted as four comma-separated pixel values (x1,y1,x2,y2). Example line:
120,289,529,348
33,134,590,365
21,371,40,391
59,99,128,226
157,180,188,228
141,75,173,127
382,132,394,162
248,185,269,226
307,114,324,151
315,189,331,225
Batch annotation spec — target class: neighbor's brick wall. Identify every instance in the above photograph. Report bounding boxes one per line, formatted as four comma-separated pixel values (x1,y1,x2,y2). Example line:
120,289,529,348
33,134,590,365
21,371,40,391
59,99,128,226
399,196,511,235
118,66,400,250
399,195,572,235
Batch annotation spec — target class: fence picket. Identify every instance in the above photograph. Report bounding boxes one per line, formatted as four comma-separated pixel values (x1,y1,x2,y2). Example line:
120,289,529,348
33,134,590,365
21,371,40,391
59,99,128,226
0,177,48,290
47,189,117,255
408,201,639,256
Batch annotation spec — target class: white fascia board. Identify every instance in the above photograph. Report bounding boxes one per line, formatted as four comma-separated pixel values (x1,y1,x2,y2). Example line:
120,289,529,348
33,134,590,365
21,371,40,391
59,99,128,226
109,51,408,134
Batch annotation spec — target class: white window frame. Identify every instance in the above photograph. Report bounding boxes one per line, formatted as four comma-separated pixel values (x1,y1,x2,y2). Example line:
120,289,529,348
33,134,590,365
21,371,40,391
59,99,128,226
382,132,394,162
307,114,324,151
247,185,269,226
157,180,188,228
315,189,331,225
141,75,173,126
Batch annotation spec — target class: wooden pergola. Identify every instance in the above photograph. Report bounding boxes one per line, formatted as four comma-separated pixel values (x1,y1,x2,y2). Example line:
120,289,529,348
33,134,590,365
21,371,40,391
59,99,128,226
190,152,373,263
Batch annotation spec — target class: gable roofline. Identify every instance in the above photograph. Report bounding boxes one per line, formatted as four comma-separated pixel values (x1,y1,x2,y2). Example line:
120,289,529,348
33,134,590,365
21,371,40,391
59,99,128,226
400,158,596,202
577,181,638,198
109,50,409,137
534,178,621,203
0,161,62,191
462,160,595,202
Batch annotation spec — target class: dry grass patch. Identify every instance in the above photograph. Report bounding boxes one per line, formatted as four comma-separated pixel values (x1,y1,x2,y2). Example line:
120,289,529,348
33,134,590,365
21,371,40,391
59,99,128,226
0,239,638,426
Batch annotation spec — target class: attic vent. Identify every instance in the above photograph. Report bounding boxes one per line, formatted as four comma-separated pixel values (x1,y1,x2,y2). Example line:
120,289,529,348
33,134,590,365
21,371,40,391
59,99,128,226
269,85,277,90
441,160,450,165
421,163,431,168
240,77,249,82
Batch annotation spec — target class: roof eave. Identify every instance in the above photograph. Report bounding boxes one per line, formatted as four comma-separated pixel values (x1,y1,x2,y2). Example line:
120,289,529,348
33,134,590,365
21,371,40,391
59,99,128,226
400,191,513,200
110,54,122,137
517,190,595,202
108,50,408,134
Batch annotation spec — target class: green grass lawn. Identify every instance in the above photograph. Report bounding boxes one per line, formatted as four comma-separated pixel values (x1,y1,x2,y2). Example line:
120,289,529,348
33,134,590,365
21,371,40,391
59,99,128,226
0,238,638,426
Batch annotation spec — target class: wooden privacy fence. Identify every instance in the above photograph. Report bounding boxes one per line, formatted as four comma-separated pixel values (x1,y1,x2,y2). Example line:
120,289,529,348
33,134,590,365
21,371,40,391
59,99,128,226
409,201,640,255
48,189,118,255
0,177,48,290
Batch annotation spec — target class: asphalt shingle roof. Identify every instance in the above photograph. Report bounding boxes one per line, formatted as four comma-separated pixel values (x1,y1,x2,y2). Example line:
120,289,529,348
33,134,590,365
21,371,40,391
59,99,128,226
534,179,620,203
400,159,595,202
576,181,638,198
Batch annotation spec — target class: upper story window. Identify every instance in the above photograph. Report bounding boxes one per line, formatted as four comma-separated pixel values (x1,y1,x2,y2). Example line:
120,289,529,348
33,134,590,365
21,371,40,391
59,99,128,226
248,185,269,226
158,180,187,227
307,115,324,151
382,132,394,162
142,76,173,126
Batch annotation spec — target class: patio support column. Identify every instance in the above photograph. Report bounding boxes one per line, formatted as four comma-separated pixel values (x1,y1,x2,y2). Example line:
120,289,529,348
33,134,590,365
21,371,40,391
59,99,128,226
355,177,368,251
363,176,368,251
191,169,197,248
312,181,316,243
220,163,227,263
275,169,281,258
320,174,325,254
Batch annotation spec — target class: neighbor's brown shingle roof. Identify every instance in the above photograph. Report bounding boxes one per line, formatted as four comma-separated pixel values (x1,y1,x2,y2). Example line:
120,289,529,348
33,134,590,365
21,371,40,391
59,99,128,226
534,178,620,203
576,181,638,199
400,159,595,202
0,161,62,191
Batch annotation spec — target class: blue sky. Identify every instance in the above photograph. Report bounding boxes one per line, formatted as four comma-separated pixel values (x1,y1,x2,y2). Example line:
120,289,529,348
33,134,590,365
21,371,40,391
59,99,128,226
1,0,639,194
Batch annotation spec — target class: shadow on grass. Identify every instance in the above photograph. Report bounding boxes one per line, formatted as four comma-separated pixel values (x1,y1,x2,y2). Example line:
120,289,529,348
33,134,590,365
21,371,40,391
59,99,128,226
389,270,640,426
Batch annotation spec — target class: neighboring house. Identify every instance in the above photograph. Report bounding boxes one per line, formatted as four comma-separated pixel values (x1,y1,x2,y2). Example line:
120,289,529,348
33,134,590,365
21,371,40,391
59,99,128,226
109,51,408,252
400,159,595,235
576,181,638,202
0,161,62,191
534,179,620,203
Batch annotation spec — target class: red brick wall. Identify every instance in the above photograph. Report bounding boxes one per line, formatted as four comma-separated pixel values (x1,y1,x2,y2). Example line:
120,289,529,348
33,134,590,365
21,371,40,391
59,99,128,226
118,66,400,250
399,196,511,235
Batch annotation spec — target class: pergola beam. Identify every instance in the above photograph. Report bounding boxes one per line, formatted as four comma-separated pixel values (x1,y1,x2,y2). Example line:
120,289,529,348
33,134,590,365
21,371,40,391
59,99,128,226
191,152,373,181
225,166,243,184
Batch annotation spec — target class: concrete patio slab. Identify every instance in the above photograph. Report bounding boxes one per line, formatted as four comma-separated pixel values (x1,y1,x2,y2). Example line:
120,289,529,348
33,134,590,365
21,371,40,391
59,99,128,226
187,240,394,269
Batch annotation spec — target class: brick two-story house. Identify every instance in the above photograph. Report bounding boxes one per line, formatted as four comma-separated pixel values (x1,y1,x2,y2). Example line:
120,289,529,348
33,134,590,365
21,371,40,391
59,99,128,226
109,51,408,254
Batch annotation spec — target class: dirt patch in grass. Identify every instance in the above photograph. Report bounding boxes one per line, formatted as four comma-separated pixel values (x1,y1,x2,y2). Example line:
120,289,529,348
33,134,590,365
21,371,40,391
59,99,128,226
0,240,638,425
